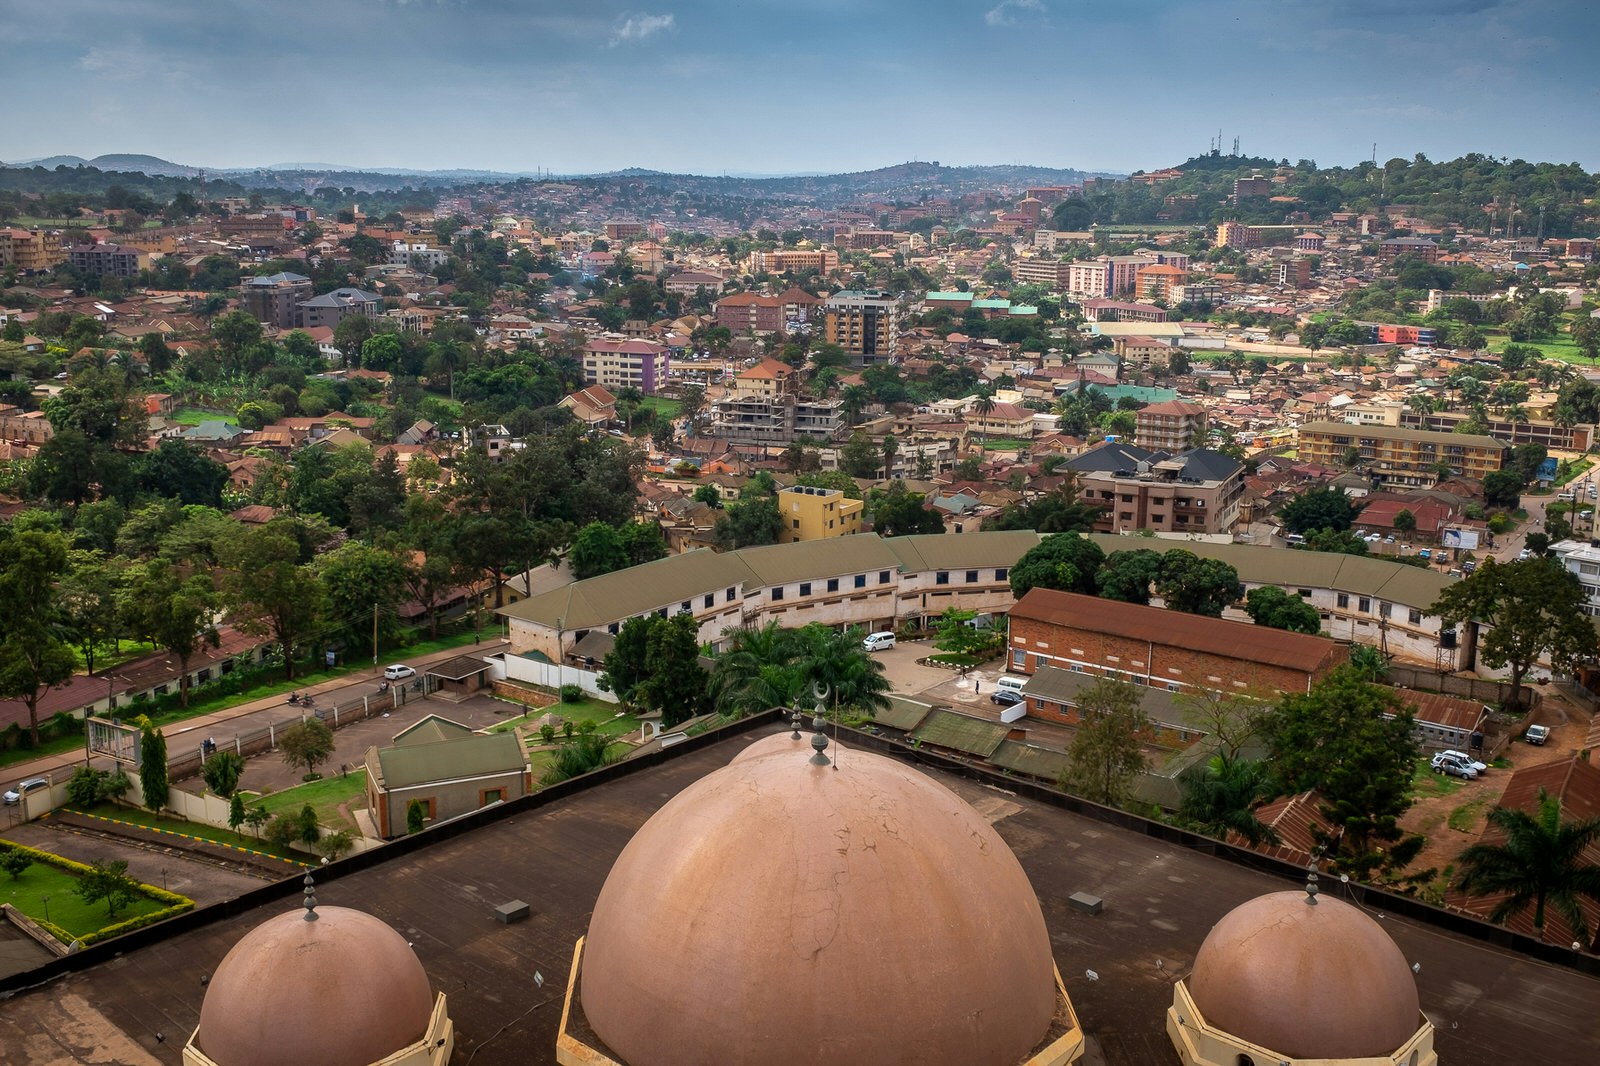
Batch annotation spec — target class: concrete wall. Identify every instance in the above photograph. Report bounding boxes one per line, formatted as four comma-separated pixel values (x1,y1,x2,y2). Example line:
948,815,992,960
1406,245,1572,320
499,656,617,702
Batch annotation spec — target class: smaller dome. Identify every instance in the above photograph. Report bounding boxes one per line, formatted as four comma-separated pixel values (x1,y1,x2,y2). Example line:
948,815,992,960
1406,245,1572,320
1189,891,1419,1059
199,906,434,1066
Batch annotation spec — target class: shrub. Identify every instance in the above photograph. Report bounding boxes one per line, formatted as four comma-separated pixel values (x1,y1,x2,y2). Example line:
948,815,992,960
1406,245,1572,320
264,814,302,848
297,803,322,845
406,798,426,835
0,850,32,880
65,766,133,806
538,723,557,744
200,751,244,797
316,828,356,862
559,683,584,703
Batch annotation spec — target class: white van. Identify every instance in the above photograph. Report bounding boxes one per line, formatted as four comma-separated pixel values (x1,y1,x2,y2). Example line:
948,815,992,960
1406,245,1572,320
862,631,896,652
995,675,1027,695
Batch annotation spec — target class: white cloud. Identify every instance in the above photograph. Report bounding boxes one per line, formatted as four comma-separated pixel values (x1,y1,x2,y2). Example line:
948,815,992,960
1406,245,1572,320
610,12,676,46
986,0,1046,28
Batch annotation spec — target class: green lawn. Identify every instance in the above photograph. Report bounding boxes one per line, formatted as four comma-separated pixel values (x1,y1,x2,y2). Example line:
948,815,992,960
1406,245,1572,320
977,438,1032,452
1448,798,1487,833
248,770,369,827
490,697,638,739
72,803,309,866
1,860,169,940
172,407,234,427
640,396,681,420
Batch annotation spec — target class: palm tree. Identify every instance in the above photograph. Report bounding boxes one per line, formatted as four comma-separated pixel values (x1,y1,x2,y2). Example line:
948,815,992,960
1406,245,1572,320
840,385,869,427
972,387,997,453
1456,787,1600,943
881,433,899,479
792,625,892,718
1178,753,1280,846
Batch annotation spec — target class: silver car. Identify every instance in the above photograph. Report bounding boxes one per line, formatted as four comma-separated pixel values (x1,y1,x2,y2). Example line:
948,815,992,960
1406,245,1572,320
3,777,48,805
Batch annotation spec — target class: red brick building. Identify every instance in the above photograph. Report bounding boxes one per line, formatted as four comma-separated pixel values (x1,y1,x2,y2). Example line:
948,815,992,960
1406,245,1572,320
1006,588,1348,695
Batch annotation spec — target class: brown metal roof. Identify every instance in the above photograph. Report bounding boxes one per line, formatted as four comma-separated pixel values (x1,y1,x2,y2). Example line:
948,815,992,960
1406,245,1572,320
1010,588,1342,675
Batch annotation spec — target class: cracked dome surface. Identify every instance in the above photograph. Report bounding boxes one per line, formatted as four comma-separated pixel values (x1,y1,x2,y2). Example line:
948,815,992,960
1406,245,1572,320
579,735,1057,1066
1187,890,1420,1059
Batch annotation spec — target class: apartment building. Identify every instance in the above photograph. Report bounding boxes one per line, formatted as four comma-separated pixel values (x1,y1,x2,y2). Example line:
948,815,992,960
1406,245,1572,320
1276,258,1313,289
1135,264,1187,304
1134,400,1207,452
824,290,903,366
240,271,313,329
715,287,823,334
1169,281,1223,306
298,287,382,330
1379,237,1440,263
389,241,450,270
1066,442,1245,535
1214,222,1296,249
583,336,671,394
1007,588,1348,696
1396,409,1593,452
747,248,841,275
1233,173,1273,200
604,221,646,241
1080,299,1170,324
1296,421,1507,487
1013,257,1072,290
708,356,841,445
68,242,142,278
1294,232,1325,251
777,485,864,543
0,227,66,273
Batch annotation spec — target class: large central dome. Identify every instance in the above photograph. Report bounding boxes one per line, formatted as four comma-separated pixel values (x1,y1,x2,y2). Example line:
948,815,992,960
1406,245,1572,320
579,735,1058,1066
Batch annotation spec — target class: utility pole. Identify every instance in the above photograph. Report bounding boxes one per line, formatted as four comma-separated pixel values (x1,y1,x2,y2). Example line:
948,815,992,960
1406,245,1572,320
372,603,379,672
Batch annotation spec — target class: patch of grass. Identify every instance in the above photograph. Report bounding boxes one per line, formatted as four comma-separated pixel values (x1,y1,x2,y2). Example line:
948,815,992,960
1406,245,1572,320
1,860,169,939
171,407,233,427
640,396,681,420
249,770,369,827
491,697,637,738
73,803,307,865
1448,798,1487,833
1411,756,1466,799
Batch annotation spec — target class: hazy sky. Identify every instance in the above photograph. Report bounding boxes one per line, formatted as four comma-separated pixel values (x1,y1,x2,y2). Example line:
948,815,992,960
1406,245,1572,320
4,0,1597,175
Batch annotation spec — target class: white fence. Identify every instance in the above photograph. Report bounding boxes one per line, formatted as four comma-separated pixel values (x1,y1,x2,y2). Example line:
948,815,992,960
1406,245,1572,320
496,654,617,703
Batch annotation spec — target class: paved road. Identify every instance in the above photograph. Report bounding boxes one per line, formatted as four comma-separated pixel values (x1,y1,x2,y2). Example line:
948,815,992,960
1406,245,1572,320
0,639,510,799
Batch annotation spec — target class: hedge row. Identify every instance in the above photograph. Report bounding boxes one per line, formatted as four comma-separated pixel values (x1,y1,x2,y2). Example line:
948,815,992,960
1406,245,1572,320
0,839,194,945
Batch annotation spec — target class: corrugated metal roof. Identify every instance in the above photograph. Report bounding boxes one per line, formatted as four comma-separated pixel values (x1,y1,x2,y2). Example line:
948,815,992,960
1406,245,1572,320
990,740,1070,782
876,697,936,732
392,714,473,747
909,709,1008,757
374,732,526,789
1012,588,1342,675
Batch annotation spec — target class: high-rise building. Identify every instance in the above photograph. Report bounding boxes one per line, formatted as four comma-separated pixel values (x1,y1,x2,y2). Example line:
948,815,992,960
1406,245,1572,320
583,336,671,394
824,290,902,366
241,271,314,329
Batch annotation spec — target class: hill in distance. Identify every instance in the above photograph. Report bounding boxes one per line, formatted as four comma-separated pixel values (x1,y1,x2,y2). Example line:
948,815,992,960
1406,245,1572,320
6,153,199,177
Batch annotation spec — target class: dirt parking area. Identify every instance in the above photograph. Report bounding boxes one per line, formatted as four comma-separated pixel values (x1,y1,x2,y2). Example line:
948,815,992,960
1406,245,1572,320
1401,684,1594,881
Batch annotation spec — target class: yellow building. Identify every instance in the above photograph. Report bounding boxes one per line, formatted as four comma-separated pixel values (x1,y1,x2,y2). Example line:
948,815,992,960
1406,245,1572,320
1296,420,1506,488
778,484,863,542
0,227,66,273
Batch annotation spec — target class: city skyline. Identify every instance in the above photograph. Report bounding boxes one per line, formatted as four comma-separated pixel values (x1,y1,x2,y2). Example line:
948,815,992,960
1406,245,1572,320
5,0,1599,175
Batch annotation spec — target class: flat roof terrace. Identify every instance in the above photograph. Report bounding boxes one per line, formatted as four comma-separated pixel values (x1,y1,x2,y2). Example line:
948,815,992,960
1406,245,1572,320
2,721,1596,1065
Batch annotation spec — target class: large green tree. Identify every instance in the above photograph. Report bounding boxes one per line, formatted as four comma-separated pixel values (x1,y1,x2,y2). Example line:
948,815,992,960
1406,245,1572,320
220,522,326,680
1244,586,1322,634
0,531,78,744
120,561,221,708
138,715,168,811
1427,558,1597,711
1263,666,1422,876
1279,486,1364,534
635,613,711,728
1456,787,1600,944
1155,550,1241,617
1178,753,1279,846
871,482,944,537
1059,677,1149,807
714,496,785,550
1010,532,1105,598
1096,548,1163,605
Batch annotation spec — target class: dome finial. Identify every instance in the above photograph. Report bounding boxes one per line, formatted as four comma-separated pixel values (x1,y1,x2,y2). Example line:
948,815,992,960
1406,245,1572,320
1304,861,1320,906
809,714,831,766
303,872,319,921
790,708,803,740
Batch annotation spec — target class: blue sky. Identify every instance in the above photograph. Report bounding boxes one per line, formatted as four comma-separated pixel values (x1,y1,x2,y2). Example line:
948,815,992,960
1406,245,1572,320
3,0,1597,175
